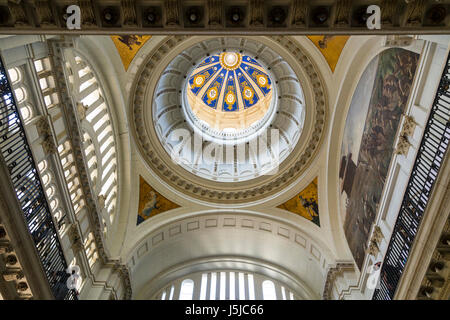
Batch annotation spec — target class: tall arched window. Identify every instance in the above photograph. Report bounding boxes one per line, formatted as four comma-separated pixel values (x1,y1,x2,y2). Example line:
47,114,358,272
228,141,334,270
262,280,277,300
179,279,194,300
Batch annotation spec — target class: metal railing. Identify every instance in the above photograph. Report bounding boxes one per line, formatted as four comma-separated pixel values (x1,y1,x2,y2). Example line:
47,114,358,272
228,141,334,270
0,56,77,300
373,52,450,300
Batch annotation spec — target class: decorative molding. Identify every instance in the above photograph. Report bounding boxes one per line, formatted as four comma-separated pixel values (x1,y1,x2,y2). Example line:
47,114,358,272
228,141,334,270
395,115,417,155
322,262,355,300
68,224,83,252
333,0,352,27
34,0,55,27
0,224,33,299
249,0,264,27
35,116,56,154
291,0,308,27
7,0,29,26
121,0,137,26
0,0,447,34
165,0,180,27
402,0,427,27
76,102,87,120
380,0,398,25
385,35,415,47
208,0,222,26
78,0,96,27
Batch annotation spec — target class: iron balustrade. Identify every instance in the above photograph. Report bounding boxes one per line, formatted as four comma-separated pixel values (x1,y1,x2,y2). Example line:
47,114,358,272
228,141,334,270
0,56,77,300
373,52,450,300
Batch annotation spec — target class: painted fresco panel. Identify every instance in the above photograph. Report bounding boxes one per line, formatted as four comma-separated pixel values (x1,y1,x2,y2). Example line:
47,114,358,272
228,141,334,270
339,48,419,269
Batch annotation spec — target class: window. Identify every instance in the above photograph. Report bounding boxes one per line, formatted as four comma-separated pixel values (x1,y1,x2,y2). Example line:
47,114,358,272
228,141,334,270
229,272,235,300
210,272,217,300
179,279,194,300
14,87,26,103
248,274,255,300
199,273,207,300
262,280,276,300
157,271,296,300
168,285,175,300
220,272,226,300
238,272,245,300
8,68,20,83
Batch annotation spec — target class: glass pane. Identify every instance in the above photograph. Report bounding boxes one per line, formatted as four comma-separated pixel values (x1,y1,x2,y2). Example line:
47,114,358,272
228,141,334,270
239,272,245,300
262,280,276,300
248,274,255,300
210,272,217,300
179,279,194,300
200,273,207,300
229,272,235,300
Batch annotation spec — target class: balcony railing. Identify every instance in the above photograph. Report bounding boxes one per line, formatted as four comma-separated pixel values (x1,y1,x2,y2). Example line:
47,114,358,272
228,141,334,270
373,52,450,300
0,56,77,300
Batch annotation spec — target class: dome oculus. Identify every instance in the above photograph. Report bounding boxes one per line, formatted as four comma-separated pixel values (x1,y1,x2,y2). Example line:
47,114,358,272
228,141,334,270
185,51,274,132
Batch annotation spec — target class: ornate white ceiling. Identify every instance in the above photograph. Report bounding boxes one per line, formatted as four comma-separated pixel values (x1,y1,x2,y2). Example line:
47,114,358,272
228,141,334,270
131,36,328,203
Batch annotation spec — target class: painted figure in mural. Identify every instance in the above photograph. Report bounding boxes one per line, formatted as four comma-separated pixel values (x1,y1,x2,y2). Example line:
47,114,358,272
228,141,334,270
141,191,160,218
118,35,143,50
318,35,335,49
299,195,320,226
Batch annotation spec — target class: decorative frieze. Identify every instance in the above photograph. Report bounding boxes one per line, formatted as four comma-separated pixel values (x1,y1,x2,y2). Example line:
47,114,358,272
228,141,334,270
333,0,351,27
208,0,222,26
68,224,83,252
165,0,180,27
78,0,96,26
0,0,444,33
0,224,33,299
249,0,264,27
385,35,414,47
132,35,326,203
367,225,384,257
322,262,356,300
291,0,308,27
121,0,137,26
76,102,87,120
8,0,29,26
395,115,417,156
36,116,57,154
34,0,55,26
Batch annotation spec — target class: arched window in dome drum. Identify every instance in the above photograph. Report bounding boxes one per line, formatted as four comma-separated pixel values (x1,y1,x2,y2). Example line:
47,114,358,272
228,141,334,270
179,279,194,300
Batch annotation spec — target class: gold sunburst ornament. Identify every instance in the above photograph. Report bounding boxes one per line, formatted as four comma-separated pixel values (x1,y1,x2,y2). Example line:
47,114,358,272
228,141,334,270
220,52,242,71
225,91,236,109
207,87,218,104
256,74,270,89
243,86,254,104
192,74,206,88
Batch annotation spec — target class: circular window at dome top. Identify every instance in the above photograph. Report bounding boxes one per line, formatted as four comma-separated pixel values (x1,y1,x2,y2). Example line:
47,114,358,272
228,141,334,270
183,51,276,143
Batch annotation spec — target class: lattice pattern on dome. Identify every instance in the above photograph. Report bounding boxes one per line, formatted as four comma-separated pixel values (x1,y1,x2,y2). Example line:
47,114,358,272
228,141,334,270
186,52,273,131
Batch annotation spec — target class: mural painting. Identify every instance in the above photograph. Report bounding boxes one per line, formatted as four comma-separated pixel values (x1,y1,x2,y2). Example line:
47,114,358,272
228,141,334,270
339,48,419,269
111,35,152,71
137,176,180,225
277,177,320,226
307,35,349,72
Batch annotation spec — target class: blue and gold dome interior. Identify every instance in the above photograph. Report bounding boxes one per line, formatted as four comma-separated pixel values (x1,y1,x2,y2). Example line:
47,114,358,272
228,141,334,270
186,52,274,131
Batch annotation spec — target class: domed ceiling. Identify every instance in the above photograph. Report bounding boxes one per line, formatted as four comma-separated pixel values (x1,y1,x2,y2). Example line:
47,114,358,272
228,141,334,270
131,36,327,203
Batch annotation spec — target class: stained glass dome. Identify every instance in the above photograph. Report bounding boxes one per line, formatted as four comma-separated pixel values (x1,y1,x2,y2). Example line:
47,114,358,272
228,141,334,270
185,52,274,132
